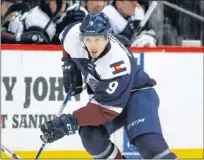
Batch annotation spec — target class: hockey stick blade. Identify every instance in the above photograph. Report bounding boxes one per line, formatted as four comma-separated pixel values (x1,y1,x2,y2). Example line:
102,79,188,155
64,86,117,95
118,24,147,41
35,86,73,160
1,144,21,160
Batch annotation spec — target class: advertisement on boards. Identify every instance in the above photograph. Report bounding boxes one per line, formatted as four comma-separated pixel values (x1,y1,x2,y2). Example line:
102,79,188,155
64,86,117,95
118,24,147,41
1,47,203,159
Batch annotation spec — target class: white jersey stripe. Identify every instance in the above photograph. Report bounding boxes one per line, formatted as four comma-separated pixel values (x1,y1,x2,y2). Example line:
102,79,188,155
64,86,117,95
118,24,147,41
90,99,123,114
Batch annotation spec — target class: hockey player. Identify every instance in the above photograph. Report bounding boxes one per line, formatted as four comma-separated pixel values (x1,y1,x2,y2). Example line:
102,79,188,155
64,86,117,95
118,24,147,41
45,0,88,44
40,13,177,159
2,0,56,44
82,0,106,14
82,0,131,47
102,0,156,47
53,0,105,44
16,0,56,44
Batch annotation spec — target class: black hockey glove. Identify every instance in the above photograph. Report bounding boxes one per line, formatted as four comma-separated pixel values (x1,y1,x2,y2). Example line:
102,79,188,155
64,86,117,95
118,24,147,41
16,31,50,44
40,114,79,143
87,84,94,95
62,59,83,95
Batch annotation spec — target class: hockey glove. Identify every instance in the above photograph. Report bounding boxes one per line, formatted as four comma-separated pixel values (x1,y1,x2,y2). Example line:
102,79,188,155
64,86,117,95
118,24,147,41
62,59,83,95
40,114,79,143
131,30,156,47
15,31,50,44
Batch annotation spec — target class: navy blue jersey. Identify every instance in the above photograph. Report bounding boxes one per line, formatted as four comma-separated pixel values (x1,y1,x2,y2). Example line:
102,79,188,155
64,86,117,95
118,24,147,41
59,23,156,126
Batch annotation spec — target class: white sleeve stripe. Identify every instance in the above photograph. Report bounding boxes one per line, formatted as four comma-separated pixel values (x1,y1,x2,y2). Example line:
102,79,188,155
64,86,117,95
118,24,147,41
90,99,123,114
107,107,123,114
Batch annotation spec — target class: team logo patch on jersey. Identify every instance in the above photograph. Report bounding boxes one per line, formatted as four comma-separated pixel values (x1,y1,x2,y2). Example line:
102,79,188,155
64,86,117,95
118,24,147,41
110,60,127,75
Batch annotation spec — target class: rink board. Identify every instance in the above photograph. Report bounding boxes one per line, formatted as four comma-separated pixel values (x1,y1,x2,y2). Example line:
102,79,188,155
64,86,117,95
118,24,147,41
1,45,203,159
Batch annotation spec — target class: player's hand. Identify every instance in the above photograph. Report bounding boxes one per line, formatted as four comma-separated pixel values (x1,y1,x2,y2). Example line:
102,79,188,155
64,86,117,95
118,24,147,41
40,114,79,143
131,30,156,47
62,59,83,95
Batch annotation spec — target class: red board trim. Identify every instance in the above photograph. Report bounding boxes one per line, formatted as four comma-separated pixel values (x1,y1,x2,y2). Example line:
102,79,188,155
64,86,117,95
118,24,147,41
1,44,204,53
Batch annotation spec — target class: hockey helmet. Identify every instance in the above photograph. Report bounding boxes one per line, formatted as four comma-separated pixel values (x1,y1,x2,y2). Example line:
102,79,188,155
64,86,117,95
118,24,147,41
79,12,111,37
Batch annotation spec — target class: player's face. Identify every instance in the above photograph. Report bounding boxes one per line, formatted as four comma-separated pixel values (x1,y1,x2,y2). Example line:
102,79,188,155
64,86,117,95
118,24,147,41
83,36,107,58
87,1,105,13
117,1,139,16
49,0,66,16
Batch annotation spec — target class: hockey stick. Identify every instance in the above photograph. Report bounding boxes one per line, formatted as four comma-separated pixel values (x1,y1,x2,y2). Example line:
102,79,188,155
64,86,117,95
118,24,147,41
35,86,73,160
0,116,21,159
42,0,63,35
1,144,21,160
131,1,158,42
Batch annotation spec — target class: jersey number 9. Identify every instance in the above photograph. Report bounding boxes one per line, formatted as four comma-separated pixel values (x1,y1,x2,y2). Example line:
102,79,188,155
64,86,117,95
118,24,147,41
106,81,119,94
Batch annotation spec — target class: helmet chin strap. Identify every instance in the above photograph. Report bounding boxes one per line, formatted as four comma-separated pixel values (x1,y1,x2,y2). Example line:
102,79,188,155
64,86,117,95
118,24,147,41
106,39,110,45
